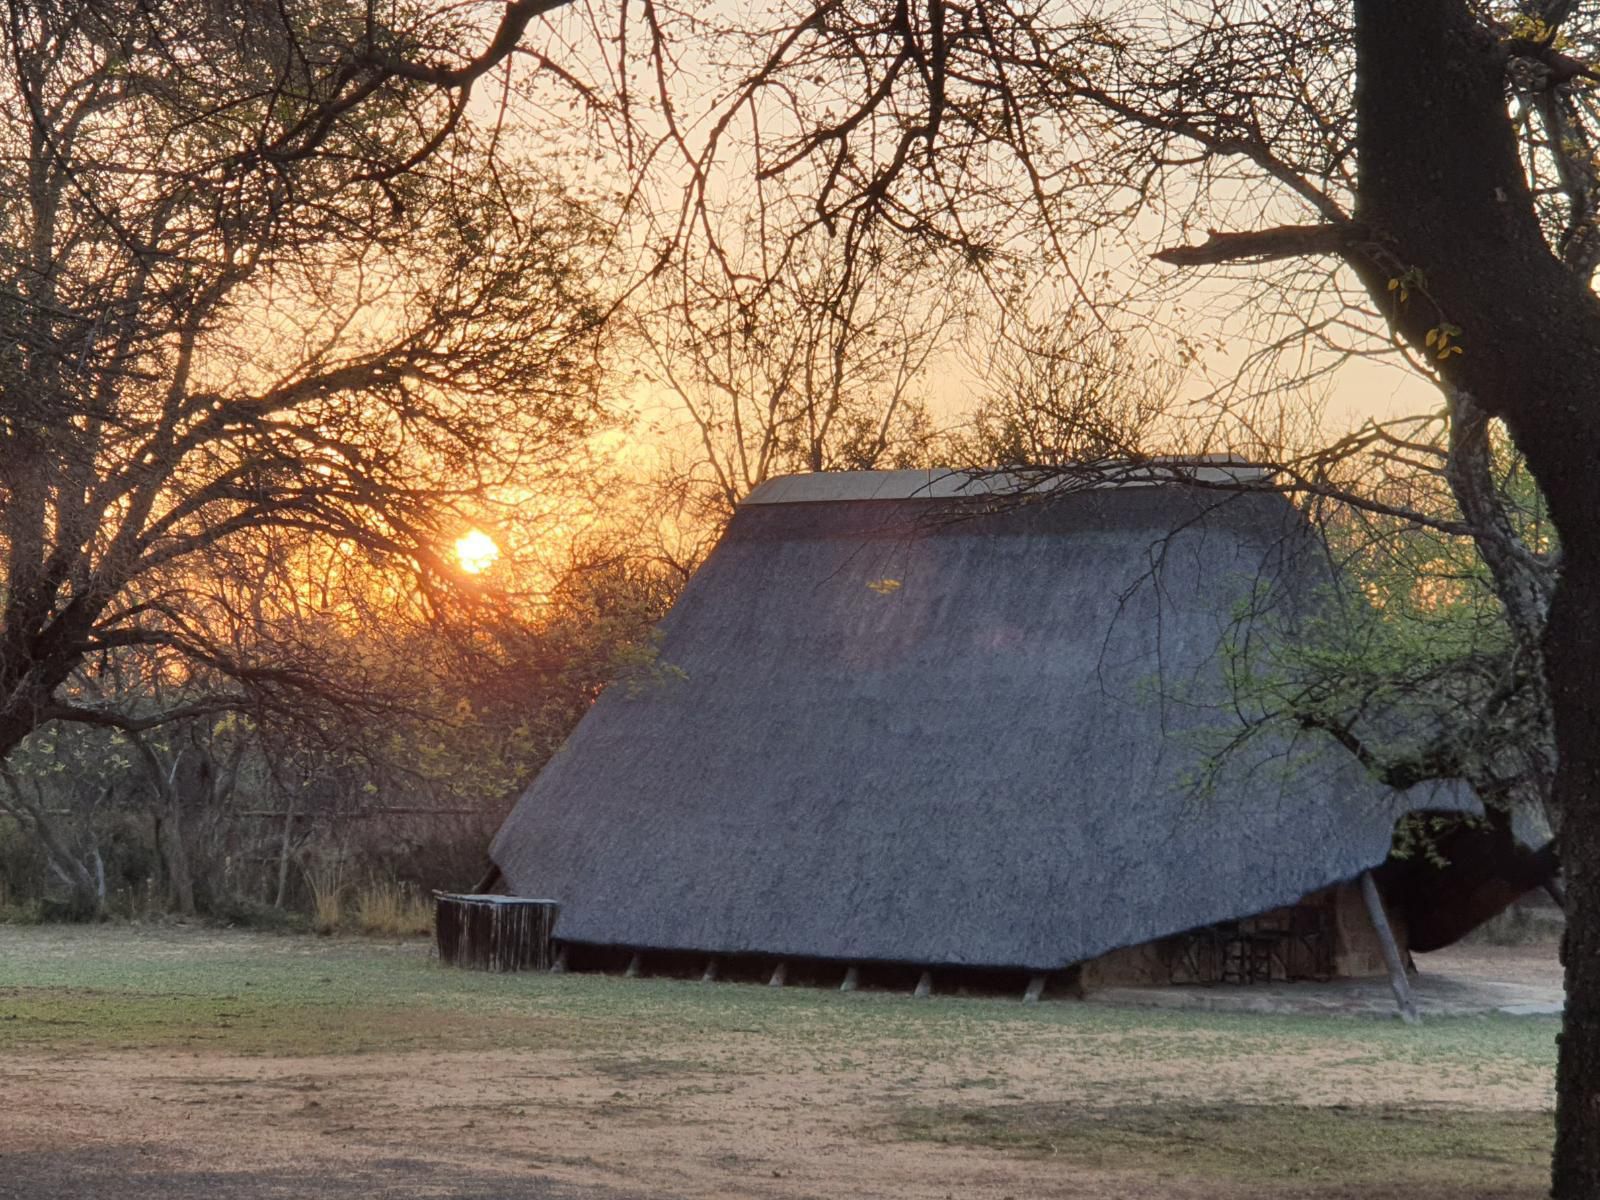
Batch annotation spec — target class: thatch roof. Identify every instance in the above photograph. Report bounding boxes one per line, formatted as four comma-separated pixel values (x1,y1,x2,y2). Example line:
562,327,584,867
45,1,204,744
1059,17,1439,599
490,473,1464,971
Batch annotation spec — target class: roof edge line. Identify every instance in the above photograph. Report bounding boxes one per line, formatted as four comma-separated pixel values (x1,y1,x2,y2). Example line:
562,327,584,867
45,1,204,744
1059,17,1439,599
740,462,1275,506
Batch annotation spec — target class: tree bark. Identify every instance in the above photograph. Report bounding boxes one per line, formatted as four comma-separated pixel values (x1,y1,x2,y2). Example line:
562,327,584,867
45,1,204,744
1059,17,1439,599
163,794,196,917
128,734,197,917
1350,3,1600,1190
273,792,297,910
1548,549,1600,1198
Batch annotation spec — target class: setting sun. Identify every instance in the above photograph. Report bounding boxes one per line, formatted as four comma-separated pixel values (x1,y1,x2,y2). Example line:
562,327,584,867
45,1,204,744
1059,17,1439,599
455,529,500,575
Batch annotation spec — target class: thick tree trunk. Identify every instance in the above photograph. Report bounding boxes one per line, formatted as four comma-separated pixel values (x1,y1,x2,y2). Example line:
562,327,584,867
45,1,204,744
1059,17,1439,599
273,793,297,909
129,733,197,917
151,811,166,901
1350,4,1600,1192
163,795,196,917
1548,548,1600,1197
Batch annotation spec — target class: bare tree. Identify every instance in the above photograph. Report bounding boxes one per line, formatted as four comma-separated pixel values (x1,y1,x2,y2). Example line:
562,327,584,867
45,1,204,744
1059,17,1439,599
952,308,1180,466
632,222,955,518
0,2,609,778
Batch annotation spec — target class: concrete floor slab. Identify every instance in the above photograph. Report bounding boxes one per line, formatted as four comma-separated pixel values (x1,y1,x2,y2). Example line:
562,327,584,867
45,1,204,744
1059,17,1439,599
1086,942,1564,1019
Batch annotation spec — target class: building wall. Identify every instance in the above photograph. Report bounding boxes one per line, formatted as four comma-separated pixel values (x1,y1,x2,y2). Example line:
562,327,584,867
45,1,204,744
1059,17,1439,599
1079,878,1406,989
1329,879,1408,978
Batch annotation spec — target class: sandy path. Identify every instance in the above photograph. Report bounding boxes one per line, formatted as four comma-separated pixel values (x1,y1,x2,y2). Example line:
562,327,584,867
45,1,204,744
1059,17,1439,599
0,1017,1554,1200
0,1047,1149,1199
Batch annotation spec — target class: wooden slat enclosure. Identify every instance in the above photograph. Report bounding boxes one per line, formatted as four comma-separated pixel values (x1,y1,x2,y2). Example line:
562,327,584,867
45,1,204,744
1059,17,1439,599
434,893,558,971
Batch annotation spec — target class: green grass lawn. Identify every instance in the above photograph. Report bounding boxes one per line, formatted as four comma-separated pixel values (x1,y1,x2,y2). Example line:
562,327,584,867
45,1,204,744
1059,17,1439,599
0,923,1558,1061
0,923,1561,1198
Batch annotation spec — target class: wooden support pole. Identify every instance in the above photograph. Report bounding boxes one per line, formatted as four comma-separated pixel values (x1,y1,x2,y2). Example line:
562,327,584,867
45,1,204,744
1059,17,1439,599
701,958,719,983
1023,974,1046,1004
624,952,642,978
1360,871,1420,1025
913,970,932,999
839,966,859,992
768,961,787,987
550,943,569,973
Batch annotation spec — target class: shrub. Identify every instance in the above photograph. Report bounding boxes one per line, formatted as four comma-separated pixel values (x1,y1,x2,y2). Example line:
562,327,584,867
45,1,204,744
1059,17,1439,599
353,879,433,937
208,894,306,932
304,856,346,935
0,877,42,924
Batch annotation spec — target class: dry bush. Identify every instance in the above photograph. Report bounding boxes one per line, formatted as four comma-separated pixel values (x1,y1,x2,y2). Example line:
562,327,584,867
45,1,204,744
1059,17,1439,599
353,879,433,937
304,857,346,935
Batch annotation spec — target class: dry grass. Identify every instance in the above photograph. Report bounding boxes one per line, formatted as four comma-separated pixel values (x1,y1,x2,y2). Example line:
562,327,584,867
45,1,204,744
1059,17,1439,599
297,859,432,937
352,879,433,937
302,857,345,935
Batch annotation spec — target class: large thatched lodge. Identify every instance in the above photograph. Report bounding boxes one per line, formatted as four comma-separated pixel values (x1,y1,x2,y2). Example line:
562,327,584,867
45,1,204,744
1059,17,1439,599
487,467,1556,1003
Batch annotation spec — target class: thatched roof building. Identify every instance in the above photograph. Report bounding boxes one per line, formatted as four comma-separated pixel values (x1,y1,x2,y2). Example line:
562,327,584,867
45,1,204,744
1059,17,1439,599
490,469,1473,981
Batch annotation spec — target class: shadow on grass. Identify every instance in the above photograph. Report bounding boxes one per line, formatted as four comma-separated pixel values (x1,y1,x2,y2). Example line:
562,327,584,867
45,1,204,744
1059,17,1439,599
0,1145,639,1200
892,1101,1552,1198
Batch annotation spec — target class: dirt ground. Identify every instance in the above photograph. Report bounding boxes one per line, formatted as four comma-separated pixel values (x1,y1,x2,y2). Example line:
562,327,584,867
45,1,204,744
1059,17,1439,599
1093,943,1567,1018
0,927,1564,1200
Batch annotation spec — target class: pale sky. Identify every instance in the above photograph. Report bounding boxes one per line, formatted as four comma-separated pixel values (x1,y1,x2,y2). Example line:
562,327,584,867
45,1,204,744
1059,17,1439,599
502,2,1450,483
